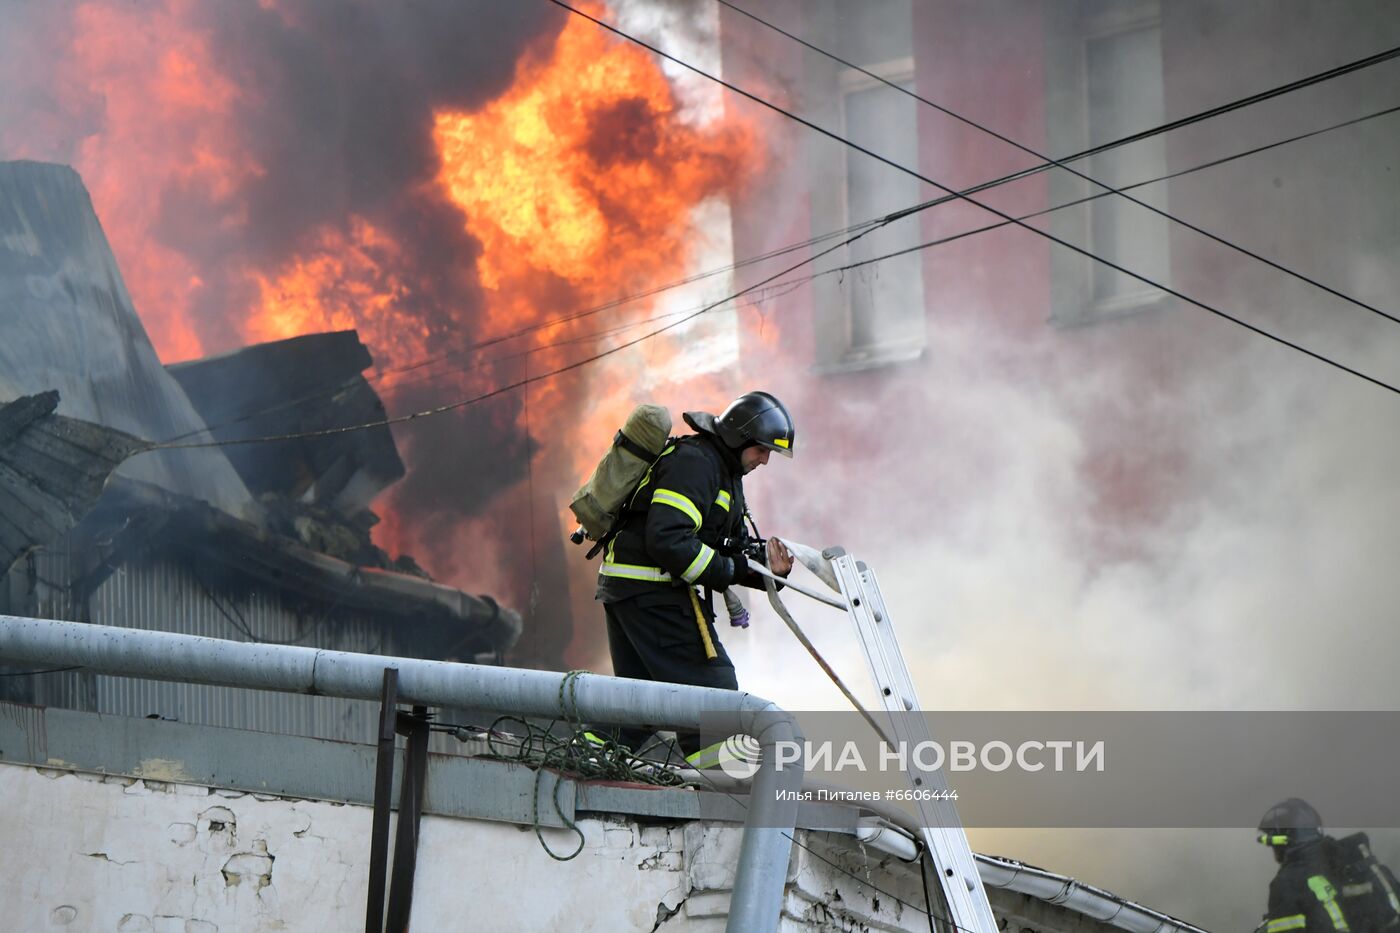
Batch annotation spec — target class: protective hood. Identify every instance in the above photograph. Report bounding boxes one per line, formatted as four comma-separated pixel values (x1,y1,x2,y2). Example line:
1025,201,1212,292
683,410,719,436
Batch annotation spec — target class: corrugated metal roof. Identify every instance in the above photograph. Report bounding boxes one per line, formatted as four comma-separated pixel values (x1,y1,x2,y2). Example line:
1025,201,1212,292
9,544,486,745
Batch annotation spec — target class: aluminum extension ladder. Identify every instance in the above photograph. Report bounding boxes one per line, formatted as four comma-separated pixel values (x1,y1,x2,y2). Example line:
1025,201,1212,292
749,546,998,933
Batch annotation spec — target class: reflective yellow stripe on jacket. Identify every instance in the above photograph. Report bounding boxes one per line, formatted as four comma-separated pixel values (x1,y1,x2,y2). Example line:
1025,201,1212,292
599,561,672,583
1267,916,1307,933
1309,876,1351,931
681,545,716,584
652,488,702,528
686,741,726,769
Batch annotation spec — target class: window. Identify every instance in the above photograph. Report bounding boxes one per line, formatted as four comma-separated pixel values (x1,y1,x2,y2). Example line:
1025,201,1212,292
838,61,927,365
805,0,926,370
1047,0,1171,324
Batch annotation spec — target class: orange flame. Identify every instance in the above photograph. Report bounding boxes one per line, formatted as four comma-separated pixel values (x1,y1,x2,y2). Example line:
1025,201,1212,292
432,7,760,458
61,0,262,363
245,219,431,366
25,1,761,659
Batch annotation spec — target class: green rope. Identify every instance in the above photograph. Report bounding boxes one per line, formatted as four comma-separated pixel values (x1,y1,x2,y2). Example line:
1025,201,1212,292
475,670,693,861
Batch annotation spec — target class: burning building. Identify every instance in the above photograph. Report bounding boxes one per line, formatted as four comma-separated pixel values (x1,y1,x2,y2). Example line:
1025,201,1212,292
0,0,772,674
7,0,1394,928
0,158,520,736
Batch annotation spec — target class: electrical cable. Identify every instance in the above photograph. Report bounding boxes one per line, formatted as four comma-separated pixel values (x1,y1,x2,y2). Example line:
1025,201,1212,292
784,103,1400,292
544,0,1400,399
376,103,1400,411
133,31,1400,456
189,561,260,642
521,363,540,631
188,557,356,646
464,705,962,928
396,100,1400,403
139,202,895,454
807,39,1400,228
139,101,1400,457
157,38,1400,447
921,850,941,933
718,0,1400,326
362,280,808,403
156,277,805,447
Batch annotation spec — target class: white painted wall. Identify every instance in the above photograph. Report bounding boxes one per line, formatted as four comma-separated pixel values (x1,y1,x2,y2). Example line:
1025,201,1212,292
0,761,934,932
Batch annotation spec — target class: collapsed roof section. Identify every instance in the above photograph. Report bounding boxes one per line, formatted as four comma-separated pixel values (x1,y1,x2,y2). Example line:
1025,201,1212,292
0,391,144,575
0,390,519,658
0,161,255,520
167,330,405,516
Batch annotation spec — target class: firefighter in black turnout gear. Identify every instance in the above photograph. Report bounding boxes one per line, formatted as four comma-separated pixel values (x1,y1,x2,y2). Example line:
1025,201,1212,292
596,391,795,755
1257,799,1400,933
1258,799,1354,933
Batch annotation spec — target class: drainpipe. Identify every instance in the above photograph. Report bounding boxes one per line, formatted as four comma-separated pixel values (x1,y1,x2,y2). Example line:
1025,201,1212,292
0,615,803,933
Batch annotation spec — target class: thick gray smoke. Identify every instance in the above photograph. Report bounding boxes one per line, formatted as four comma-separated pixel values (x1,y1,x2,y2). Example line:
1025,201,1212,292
715,2,1400,930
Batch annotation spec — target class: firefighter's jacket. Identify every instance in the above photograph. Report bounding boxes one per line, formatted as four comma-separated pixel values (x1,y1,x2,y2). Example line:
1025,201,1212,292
1264,841,1355,933
595,432,759,604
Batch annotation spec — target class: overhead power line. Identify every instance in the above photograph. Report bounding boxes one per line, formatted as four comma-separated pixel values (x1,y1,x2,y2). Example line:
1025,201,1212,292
718,0,1400,328
145,99,1400,458
145,206,897,453
373,101,1400,407
806,104,1400,288
852,40,1400,227
163,28,1400,448
543,0,1400,399
138,22,1400,456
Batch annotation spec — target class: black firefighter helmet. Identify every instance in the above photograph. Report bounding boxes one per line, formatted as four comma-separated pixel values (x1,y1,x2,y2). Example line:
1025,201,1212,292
684,391,795,458
1258,798,1324,861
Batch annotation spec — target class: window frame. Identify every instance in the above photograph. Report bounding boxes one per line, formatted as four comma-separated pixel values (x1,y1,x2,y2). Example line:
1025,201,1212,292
1045,0,1172,328
826,55,928,370
799,0,927,373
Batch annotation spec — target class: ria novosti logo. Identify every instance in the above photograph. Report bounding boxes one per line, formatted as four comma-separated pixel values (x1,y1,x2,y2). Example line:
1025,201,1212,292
713,734,763,780
698,735,1106,776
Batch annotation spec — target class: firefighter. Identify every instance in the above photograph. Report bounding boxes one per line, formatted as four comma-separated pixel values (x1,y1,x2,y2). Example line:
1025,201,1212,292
1258,798,1354,933
595,390,795,756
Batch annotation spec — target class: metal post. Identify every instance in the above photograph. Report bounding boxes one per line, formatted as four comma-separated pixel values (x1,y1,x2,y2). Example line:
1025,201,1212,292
365,668,399,933
385,706,430,932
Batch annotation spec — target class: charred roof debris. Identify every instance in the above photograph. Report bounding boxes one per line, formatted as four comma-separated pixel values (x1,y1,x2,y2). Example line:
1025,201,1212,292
0,158,520,728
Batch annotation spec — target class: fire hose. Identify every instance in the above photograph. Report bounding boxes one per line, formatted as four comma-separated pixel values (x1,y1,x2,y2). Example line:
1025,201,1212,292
745,539,893,746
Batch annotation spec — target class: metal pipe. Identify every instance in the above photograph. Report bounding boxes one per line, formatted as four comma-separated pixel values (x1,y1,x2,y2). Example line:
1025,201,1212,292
0,615,803,933
856,817,919,862
729,709,803,930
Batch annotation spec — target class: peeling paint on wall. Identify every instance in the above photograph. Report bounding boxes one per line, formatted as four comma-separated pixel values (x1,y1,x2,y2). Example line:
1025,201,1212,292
134,758,195,783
